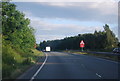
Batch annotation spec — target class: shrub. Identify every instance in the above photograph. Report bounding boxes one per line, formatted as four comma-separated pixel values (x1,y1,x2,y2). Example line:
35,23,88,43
2,63,15,78
22,57,32,65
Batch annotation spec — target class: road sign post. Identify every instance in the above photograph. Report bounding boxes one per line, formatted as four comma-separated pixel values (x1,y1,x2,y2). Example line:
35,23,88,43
81,47,83,51
80,40,85,51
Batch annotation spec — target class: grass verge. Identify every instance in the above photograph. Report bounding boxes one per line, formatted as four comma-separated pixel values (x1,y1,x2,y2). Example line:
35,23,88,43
63,50,119,62
3,49,45,79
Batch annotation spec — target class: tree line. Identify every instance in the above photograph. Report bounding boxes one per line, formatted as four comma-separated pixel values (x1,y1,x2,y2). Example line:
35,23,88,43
2,2,36,78
39,24,119,51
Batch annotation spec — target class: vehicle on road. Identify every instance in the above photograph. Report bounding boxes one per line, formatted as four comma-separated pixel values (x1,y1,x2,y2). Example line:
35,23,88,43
113,48,120,53
46,46,51,52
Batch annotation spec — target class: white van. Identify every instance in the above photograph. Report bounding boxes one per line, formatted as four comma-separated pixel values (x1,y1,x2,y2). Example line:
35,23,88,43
46,47,51,52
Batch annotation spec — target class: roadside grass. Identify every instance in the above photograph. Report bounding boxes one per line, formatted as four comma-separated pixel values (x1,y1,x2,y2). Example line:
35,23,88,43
10,64,32,79
30,49,44,64
3,48,45,79
0,34,2,79
11,49,45,79
64,50,119,62
85,52,118,62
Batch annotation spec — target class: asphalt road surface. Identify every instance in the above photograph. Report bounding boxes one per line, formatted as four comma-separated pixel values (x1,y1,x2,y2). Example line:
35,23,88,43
18,52,119,80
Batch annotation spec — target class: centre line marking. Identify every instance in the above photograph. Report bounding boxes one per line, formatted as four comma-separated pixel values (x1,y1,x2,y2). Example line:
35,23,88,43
96,73,102,78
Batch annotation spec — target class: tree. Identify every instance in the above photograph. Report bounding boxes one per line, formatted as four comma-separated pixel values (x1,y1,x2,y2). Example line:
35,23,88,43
118,42,120,47
2,2,35,50
103,24,118,49
2,2,36,78
39,24,118,51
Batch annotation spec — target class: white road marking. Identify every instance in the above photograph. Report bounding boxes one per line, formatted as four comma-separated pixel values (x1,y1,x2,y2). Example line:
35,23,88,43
73,52,118,64
94,57,118,64
96,73,102,78
30,52,48,81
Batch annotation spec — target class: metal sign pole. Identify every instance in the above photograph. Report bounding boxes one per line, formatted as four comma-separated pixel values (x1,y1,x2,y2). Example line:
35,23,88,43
81,47,83,51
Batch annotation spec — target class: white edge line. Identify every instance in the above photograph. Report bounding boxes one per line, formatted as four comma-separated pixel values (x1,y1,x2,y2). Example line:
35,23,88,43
30,52,48,81
72,53,118,64
96,73,102,78
94,56,118,64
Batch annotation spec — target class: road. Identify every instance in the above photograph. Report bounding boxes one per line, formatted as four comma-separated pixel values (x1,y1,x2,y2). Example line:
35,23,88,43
18,52,119,80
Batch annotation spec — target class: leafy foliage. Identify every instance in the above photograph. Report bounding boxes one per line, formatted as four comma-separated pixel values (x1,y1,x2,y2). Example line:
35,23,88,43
118,42,120,47
103,24,118,49
39,24,119,51
2,2,35,50
2,2,36,78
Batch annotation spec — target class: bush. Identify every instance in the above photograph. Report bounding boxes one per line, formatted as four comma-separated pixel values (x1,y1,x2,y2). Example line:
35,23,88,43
2,44,16,65
22,57,32,65
2,63,15,78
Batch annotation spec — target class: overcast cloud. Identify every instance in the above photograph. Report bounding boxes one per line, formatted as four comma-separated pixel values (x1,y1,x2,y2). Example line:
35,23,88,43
20,2,118,24
13,1,118,43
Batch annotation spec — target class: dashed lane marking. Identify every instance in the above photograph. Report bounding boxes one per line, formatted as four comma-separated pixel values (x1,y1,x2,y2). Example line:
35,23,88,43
96,73,102,78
